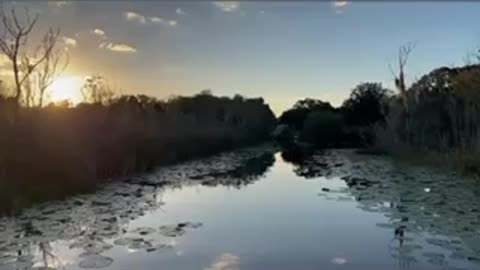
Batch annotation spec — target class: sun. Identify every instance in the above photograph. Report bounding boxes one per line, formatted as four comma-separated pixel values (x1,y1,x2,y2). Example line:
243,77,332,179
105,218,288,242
48,75,84,104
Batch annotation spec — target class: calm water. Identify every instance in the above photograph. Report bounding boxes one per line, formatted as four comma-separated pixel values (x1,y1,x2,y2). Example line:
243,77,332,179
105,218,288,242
1,147,480,270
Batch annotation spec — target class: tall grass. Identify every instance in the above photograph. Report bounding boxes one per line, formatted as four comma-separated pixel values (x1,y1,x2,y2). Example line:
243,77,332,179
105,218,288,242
0,92,276,212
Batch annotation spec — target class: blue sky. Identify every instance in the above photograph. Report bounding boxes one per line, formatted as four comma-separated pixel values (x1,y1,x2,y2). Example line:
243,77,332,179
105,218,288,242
1,1,480,114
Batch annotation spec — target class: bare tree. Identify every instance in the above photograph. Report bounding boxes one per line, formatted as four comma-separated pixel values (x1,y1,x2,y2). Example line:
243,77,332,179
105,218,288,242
33,45,69,107
389,42,415,143
0,6,61,107
393,42,415,112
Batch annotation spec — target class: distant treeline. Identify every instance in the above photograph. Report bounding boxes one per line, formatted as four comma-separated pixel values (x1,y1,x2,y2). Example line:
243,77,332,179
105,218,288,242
0,90,276,211
275,82,391,149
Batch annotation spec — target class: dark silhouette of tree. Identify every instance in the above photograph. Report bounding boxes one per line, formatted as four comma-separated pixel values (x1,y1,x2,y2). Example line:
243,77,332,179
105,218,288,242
342,82,392,127
300,110,343,147
380,64,480,153
278,98,335,130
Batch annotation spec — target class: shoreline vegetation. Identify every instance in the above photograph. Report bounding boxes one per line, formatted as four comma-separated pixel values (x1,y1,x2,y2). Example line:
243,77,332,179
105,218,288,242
1,6,480,213
275,61,480,175
0,91,276,213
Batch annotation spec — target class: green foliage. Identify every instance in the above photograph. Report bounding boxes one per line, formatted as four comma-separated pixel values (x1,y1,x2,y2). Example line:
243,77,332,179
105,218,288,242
300,111,343,147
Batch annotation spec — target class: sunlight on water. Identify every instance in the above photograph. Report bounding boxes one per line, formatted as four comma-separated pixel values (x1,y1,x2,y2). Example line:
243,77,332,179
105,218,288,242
1,147,480,270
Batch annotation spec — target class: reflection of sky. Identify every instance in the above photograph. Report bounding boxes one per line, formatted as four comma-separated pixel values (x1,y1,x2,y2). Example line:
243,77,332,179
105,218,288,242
120,154,397,270
2,2,480,114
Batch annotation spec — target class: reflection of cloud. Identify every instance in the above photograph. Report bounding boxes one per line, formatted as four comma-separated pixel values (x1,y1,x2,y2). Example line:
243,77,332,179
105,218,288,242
205,253,240,270
212,1,240,12
176,8,185,15
62,36,77,47
100,43,137,53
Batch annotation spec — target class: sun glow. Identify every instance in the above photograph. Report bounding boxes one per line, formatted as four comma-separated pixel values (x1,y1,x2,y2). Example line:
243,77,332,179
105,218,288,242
48,75,84,104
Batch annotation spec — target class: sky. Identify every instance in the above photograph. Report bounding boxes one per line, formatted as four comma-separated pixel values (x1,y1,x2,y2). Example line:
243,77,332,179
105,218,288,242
1,1,480,114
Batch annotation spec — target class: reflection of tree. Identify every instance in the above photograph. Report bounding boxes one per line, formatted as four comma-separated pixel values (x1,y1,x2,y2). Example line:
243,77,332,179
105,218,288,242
201,152,275,188
39,241,61,268
290,150,480,267
280,147,309,166
0,147,273,269
281,149,344,179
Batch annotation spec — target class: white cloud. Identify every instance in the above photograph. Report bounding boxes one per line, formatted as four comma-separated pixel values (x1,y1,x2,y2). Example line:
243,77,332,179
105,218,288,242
100,42,137,53
205,253,240,270
333,1,349,8
92,28,105,36
62,36,77,47
125,11,176,27
212,1,240,12
0,54,10,67
149,16,164,23
48,1,72,8
176,8,185,15
125,11,147,24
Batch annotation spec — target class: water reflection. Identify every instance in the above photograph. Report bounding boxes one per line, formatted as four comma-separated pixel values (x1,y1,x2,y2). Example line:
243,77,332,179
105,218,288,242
201,152,275,188
205,253,240,270
0,146,275,269
3,147,480,269
282,149,480,269
281,148,348,179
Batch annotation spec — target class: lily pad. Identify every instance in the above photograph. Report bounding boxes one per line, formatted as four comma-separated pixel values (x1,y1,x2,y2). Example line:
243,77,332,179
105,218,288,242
131,227,156,235
78,254,114,269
